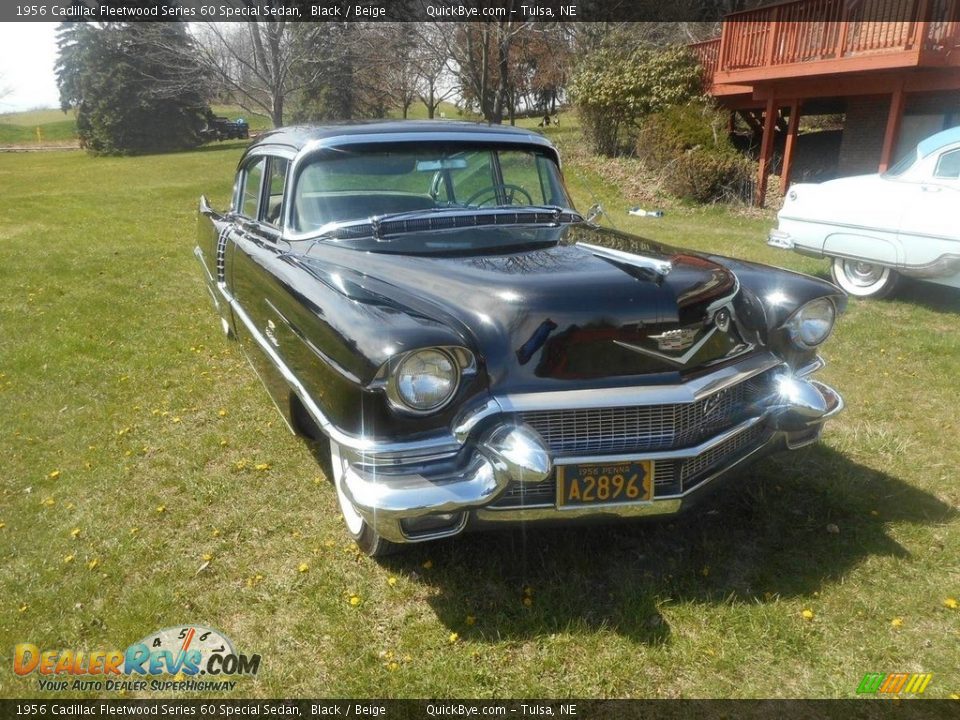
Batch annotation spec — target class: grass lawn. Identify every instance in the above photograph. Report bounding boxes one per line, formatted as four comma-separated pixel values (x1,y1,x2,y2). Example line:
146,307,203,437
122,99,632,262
1,131,959,700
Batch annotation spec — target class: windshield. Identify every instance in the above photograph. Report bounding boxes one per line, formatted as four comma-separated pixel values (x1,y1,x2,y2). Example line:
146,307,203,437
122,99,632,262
883,149,920,178
292,145,574,234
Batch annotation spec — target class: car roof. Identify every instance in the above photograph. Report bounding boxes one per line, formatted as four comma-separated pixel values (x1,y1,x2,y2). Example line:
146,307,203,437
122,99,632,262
251,120,549,150
917,125,960,157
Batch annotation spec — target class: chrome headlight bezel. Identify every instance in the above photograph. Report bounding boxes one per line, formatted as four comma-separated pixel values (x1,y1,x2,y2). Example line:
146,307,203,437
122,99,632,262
783,297,837,350
383,347,474,415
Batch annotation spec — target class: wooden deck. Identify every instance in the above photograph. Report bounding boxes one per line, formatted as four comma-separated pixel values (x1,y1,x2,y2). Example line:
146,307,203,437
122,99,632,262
692,0,960,205
694,0,959,93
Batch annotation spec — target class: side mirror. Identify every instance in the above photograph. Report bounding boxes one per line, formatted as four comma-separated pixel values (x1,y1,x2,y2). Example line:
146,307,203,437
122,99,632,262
585,203,604,224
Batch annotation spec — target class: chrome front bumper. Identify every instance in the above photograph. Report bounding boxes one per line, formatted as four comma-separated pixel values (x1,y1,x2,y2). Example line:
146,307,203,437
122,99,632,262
335,365,843,544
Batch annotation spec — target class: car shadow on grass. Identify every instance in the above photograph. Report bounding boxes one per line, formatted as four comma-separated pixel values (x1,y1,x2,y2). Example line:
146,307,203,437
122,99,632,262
378,444,955,645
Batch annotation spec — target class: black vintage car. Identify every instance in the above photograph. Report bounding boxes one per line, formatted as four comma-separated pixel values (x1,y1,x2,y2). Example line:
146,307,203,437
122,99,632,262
201,116,250,142
196,122,845,556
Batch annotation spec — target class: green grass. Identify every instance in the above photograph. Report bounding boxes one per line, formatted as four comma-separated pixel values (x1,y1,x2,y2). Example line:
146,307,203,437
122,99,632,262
0,108,77,145
1,130,959,700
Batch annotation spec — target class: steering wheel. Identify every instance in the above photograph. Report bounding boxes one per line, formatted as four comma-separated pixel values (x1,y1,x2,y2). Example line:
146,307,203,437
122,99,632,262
463,183,534,207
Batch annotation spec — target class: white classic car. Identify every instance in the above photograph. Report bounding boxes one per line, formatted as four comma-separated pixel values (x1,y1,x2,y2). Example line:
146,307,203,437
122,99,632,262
769,126,960,298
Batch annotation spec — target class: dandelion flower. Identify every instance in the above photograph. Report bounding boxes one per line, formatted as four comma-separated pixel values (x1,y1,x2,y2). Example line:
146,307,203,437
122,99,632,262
801,609,814,621
254,463,270,472
218,409,227,417
219,440,228,447
41,497,55,507
156,505,166,514
202,553,213,562
129,527,140,535
891,617,904,628
522,597,533,608
87,558,100,571
422,559,433,569
466,615,476,626
70,527,81,539
448,632,459,644
944,598,958,610
387,576,398,587
18,603,28,613
212,528,221,538
387,661,399,672
49,470,61,480
0,522,5,530
298,562,309,573
64,554,75,564
349,595,362,606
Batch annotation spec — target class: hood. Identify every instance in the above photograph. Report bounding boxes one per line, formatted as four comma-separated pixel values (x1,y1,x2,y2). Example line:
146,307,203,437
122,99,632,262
303,224,749,393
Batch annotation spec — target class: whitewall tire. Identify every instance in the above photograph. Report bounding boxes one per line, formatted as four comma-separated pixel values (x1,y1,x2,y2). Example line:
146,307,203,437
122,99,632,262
830,257,899,299
329,441,398,558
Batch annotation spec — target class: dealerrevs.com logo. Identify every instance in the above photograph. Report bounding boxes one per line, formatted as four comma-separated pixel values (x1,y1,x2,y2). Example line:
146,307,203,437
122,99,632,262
14,626,260,693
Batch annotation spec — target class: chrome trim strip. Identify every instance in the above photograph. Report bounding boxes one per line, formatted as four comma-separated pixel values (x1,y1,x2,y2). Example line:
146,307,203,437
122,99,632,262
778,215,960,245
494,353,782,413
795,356,825,377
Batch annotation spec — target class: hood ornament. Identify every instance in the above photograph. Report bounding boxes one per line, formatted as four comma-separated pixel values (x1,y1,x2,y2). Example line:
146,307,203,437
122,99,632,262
578,242,672,278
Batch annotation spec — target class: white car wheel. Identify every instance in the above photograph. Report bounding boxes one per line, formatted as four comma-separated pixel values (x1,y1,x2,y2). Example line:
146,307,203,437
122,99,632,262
831,257,899,299
329,441,397,557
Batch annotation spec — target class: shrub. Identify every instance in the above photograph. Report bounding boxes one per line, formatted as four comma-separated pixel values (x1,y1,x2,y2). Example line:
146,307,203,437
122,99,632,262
664,149,755,204
634,102,733,167
569,45,702,156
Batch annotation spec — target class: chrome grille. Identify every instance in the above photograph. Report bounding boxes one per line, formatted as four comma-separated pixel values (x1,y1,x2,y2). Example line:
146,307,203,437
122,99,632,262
678,423,767,491
519,370,772,457
490,423,770,508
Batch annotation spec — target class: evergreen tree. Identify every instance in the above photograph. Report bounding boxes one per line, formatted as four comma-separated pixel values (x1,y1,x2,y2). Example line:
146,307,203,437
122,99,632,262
56,22,209,155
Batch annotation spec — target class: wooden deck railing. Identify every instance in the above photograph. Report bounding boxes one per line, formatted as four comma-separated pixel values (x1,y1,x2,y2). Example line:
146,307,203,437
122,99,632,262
699,0,959,77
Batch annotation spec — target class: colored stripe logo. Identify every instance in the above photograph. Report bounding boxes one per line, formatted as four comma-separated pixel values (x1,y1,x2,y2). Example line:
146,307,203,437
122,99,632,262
857,672,932,695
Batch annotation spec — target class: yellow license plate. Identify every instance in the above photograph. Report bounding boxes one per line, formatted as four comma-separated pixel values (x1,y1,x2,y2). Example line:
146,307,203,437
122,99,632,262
556,461,654,508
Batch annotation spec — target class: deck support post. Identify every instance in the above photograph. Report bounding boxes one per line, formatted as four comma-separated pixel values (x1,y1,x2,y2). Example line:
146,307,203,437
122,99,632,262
781,100,801,193
879,83,906,173
756,96,778,207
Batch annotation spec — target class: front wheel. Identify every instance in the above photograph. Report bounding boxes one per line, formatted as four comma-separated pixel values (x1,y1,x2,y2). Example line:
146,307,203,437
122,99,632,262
329,441,399,558
830,257,899,298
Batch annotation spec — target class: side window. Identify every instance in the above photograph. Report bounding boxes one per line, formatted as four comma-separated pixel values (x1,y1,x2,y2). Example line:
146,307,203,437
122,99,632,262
264,157,289,226
240,157,265,218
933,149,960,179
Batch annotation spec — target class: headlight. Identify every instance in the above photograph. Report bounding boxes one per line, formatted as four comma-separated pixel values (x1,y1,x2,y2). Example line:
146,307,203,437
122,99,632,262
784,297,836,349
390,348,460,413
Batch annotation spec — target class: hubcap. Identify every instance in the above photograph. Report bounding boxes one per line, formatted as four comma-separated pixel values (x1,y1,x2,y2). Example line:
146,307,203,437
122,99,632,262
843,260,885,287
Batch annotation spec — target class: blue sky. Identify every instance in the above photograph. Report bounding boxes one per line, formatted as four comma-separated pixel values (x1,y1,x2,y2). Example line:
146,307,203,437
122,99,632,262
0,23,61,112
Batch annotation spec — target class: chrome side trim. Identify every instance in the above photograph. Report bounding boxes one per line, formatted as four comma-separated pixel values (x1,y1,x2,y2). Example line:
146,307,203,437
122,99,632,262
795,356,825,377
494,353,782,413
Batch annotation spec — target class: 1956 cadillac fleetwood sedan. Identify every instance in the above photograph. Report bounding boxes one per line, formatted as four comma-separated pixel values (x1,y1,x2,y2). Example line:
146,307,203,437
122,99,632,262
196,121,846,555
769,126,960,298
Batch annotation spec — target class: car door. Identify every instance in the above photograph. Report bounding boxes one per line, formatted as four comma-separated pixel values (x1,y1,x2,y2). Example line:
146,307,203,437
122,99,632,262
227,153,303,429
897,146,960,265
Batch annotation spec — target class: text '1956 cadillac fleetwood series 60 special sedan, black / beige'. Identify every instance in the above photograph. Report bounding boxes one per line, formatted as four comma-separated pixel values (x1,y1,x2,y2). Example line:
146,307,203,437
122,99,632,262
196,121,846,556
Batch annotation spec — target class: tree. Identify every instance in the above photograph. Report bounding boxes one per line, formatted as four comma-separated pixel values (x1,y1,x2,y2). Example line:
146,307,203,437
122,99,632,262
56,22,209,155
193,21,322,127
